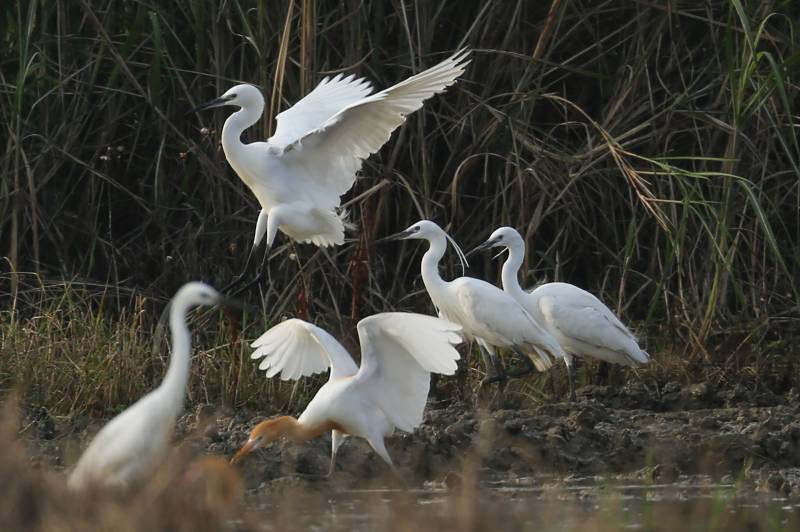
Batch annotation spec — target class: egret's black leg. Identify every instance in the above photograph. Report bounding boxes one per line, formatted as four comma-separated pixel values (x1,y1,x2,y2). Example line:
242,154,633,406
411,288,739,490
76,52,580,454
252,237,272,281
595,360,610,385
479,345,508,387
506,348,536,378
221,243,260,294
228,242,272,297
429,373,441,402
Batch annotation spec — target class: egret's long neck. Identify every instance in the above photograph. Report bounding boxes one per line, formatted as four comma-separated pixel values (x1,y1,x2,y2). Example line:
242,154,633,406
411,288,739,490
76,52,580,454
159,301,192,415
502,242,527,300
420,234,449,304
221,103,263,158
273,416,340,442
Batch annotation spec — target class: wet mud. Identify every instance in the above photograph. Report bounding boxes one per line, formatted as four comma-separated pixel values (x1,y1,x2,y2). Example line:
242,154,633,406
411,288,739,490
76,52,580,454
24,381,800,496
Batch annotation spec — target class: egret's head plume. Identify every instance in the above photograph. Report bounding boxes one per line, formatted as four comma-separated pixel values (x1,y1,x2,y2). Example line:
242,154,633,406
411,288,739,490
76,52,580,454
377,220,469,273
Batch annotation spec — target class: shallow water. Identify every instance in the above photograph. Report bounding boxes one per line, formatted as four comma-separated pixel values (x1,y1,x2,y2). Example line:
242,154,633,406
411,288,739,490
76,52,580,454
244,475,799,531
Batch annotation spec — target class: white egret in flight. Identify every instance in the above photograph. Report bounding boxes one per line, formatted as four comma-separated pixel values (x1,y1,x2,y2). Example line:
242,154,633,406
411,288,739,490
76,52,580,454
190,50,470,289
68,282,233,490
230,312,461,475
469,227,650,401
378,220,564,386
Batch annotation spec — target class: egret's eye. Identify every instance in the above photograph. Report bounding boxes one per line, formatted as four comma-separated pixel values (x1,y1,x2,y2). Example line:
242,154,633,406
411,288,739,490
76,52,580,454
412,226,420,232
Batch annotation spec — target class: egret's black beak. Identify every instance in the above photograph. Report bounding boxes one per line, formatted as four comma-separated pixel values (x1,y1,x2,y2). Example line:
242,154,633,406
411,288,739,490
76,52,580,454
186,95,234,115
465,238,497,258
375,229,414,244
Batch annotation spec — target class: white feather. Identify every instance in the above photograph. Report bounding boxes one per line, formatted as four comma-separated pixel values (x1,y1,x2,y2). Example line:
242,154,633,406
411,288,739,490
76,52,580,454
68,282,220,490
487,227,650,367
204,50,470,252
353,313,462,432
250,319,358,381
393,220,564,376
530,284,650,365
247,312,462,469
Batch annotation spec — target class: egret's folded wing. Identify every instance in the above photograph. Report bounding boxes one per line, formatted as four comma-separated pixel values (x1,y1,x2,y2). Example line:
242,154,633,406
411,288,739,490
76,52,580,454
268,74,374,150
273,50,470,210
455,280,558,369
250,319,358,381
353,313,461,432
538,296,649,365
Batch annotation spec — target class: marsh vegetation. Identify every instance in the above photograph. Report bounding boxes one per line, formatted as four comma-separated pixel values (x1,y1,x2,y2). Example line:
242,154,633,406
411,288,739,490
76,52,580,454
2,0,800,529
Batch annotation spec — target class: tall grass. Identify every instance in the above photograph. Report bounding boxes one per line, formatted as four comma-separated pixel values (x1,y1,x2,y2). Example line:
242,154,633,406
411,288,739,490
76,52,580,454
2,1,799,410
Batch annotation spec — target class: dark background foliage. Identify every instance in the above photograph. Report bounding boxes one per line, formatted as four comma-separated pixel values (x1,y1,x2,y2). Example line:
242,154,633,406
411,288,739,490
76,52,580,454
2,0,800,410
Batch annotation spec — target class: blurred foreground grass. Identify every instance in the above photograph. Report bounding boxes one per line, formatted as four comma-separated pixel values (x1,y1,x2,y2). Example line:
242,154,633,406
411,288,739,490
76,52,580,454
2,399,798,532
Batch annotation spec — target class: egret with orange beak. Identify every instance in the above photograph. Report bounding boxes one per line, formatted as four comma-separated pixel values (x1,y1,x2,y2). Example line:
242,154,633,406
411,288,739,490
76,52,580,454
230,313,461,475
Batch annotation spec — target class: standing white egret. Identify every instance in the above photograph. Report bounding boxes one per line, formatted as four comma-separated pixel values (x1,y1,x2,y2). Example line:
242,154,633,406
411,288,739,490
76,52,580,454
230,312,461,475
469,227,650,401
189,50,470,288
378,220,564,386
68,282,229,491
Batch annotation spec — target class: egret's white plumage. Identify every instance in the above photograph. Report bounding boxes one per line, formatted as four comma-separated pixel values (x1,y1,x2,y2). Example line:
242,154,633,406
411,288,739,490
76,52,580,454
381,220,564,385
232,313,462,472
473,227,650,399
192,50,470,257
68,282,223,491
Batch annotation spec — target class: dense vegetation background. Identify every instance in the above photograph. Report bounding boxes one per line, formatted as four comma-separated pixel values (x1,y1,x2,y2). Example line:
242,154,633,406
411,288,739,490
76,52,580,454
2,0,799,412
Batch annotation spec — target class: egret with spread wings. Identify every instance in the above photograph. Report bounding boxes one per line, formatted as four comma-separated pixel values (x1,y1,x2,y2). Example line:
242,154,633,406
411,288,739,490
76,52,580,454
190,50,470,289
230,313,461,475
469,227,650,401
378,220,565,387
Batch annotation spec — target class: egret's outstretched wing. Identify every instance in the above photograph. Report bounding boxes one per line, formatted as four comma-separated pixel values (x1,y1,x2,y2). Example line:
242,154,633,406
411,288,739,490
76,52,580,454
534,287,649,365
353,312,461,432
268,74,374,149
251,319,358,381
270,50,470,210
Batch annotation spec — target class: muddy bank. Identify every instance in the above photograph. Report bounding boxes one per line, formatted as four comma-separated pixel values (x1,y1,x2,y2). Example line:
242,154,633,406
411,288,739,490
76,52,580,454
24,381,800,494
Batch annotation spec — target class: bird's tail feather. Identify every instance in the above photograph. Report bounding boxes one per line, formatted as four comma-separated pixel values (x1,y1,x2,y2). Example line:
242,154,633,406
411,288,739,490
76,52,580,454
338,208,357,231
628,348,650,365
303,208,345,247
529,346,554,372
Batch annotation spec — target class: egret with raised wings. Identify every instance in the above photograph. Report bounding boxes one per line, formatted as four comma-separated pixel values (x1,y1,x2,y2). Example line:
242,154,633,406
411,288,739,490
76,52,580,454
230,313,461,475
378,220,564,386
190,50,470,288
68,282,228,491
469,227,650,400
